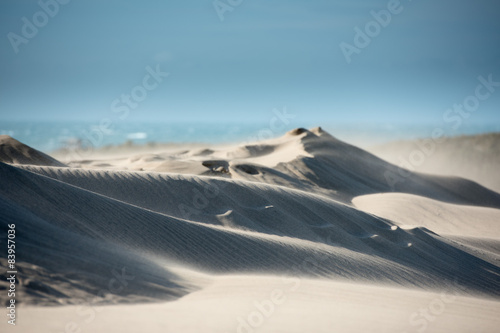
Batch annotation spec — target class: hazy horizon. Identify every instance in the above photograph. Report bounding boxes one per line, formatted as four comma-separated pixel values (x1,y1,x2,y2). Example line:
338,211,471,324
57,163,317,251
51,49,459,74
2,119,499,154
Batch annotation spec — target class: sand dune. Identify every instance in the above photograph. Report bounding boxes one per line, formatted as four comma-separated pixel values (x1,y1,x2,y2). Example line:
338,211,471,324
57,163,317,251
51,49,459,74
353,193,500,238
46,128,500,207
1,128,499,332
0,135,65,167
369,133,500,193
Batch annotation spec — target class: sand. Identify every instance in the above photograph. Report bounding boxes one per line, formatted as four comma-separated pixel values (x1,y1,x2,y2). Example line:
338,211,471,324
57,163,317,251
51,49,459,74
0,135,65,167
0,127,499,332
368,133,500,193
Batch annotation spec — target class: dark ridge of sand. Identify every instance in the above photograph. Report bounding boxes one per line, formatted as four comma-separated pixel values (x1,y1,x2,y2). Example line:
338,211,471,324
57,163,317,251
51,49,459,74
1,128,500,332
0,135,65,167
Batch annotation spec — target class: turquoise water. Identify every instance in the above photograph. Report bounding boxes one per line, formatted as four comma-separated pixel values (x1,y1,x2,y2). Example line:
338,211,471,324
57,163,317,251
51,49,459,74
1,120,499,153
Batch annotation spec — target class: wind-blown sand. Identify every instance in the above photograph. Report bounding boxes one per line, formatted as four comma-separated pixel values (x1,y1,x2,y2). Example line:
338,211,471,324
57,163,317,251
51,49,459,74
368,133,500,193
1,127,499,332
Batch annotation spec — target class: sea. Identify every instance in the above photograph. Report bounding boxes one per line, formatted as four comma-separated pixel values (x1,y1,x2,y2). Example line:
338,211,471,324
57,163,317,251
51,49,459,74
1,120,499,154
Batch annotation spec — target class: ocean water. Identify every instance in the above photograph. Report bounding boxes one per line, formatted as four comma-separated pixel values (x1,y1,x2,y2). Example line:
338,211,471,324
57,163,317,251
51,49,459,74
1,120,499,154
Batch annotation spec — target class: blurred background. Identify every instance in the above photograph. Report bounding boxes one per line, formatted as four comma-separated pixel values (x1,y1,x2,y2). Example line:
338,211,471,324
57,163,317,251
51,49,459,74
1,0,499,152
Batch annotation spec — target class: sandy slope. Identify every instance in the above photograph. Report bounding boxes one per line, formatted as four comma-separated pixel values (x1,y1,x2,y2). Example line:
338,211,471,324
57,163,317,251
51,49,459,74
353,193,500,239
368,133,500,193
11,276,500,333
0,135,65,167
1,128,499,332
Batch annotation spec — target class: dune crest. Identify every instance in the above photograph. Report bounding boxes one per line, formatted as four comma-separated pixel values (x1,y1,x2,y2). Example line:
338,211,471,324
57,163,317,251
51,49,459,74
0,135,65,167
1,128,500,332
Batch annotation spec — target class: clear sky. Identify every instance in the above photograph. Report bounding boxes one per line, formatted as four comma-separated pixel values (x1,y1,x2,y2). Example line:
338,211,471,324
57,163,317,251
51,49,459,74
1,0,499,125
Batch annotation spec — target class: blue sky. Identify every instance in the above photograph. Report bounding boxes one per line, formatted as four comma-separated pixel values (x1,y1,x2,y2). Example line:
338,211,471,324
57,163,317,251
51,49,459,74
1,0,499,125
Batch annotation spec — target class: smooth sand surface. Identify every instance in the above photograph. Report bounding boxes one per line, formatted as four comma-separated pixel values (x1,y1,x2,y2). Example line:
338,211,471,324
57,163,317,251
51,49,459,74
1,127,499,332
11,276,500,333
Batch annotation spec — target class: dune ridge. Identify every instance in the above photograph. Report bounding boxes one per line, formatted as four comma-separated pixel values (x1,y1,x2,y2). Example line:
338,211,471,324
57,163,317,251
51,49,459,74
1,128,499,332
0,135,66,167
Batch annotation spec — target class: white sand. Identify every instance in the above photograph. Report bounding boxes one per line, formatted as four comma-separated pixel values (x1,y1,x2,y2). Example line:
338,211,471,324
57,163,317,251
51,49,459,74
1,127,499,332
11,276,500,333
